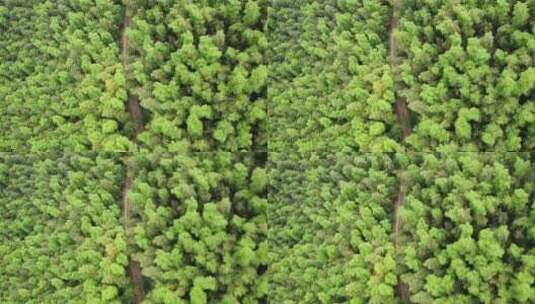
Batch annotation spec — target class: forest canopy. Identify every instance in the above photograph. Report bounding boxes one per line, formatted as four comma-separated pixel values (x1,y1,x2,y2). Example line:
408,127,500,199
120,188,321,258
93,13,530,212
1,0,534,303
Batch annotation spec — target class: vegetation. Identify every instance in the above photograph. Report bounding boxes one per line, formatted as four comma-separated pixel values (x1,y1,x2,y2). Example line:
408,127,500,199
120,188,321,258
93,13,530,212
268,0,534,151
0,0,130,151
269,153,398,303
268,152,535,303
128,152,268,303
128,0,268,152
398,0,535,151
0,0,267,152
1,152,533,303
2,0,532,151
268,0,400,152
1,1,533,303
0,152,267,304
400,152,535,303
0,153,129,303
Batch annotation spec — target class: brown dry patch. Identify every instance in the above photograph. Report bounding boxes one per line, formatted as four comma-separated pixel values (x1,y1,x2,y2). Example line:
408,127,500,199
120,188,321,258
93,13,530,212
393,173,410,303
389,0,412,141
120,7,145,303
390,2,412,301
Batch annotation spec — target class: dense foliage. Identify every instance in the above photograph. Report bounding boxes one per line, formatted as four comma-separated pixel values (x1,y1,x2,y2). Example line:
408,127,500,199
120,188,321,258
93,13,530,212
0,152,268,303
268,153,398,303
0,0,267,152
0,153,129,303
127,152,268,303
0,0,131,151
128,0,267,152
268,0,534,152
269,152,534,303
1,0,534,303
269,0,400,152
400,153,535,303
2,1,533,151
398,0,535,151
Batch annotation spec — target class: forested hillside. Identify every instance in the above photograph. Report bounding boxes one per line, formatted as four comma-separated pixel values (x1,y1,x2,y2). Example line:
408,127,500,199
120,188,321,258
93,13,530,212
0,0,130,151
0,152,267,304
398,0,535,151
127,152,268,303
399,153,535,303
269,152,534,303
268,0,534,151
128,1,268,152
1,0,533,151
1,0,534,304
0,0,267,152
0,154,129,303
268,0,400,152
269,153,398,303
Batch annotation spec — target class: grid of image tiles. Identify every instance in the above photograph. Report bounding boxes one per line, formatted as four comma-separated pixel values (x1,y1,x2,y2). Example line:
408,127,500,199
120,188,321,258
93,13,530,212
1,1,534,303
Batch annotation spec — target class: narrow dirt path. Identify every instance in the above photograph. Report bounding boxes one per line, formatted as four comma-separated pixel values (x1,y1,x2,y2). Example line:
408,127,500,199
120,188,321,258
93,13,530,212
393,173,410,303
389,1,412,303
121,159,145,303
120,5,145,304
121,14,144,135
389,0,412,141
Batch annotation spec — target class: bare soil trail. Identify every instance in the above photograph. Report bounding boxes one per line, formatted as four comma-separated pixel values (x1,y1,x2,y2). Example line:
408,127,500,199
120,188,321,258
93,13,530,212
389,0,412,141
389,1,412,303
121,159,145,303
393,173,410,303
121,14,144,136
120,5,145,303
